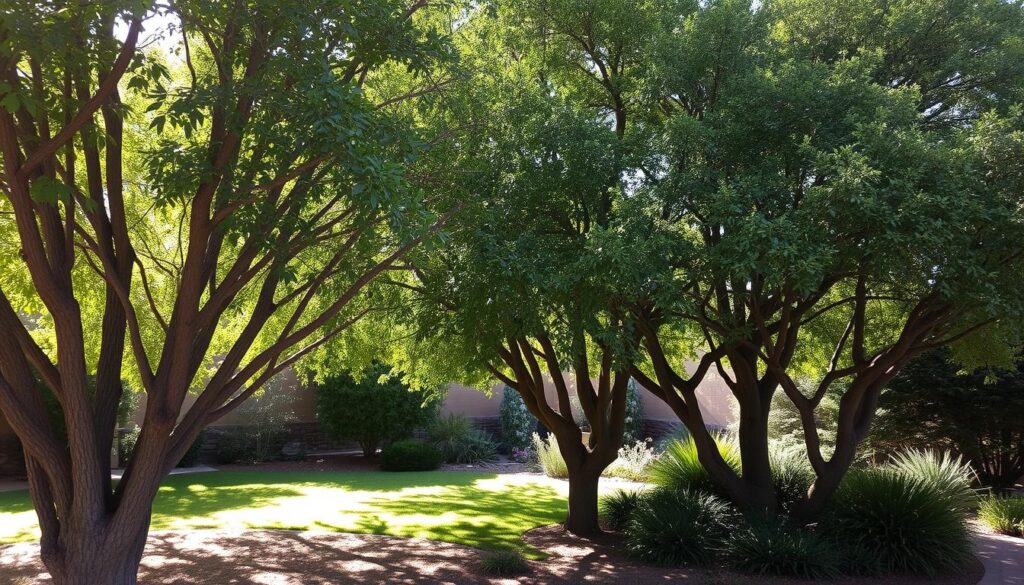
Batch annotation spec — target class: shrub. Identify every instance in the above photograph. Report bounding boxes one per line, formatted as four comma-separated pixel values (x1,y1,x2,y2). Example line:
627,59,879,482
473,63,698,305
769,444,815,514
213,430,252,464
118,425,140,465
176,430,206,468
599,489,643,530
479,550,529,576
532,433,568,478
624,488,735,566
605,439,657,481
888,449,978,515
979,496,1024,536
315,363,439,457
428,414,498,464
380,440,442,471
499,386,535,452
725,519,842,579
648,433,740,497
622,378,645,444
871,348,1024,488
820,468,972,576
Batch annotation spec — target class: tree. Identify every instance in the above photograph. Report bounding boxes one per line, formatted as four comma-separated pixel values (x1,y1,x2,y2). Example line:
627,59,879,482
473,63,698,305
384,1,646,535
871,349,1024,489
0,2,456,582
621,0,1024,518
315,363,440,457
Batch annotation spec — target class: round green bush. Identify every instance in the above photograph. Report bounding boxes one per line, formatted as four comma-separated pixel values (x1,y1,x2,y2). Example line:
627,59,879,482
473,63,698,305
979,495,1024,536
726,519,842,579
624,488,735,566
380,439,442,471
599,489,643,530
820,468,972,576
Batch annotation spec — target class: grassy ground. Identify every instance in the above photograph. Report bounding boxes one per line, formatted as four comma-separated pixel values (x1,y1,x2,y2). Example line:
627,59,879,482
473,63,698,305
0,471,570,556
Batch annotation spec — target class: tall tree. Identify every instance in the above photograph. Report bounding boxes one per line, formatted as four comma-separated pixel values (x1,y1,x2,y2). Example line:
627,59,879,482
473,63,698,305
624,0,1024,518
0,1,455,583
385,2,648,535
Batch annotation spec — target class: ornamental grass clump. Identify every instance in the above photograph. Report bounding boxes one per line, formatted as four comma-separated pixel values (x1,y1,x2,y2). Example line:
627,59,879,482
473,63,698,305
599,489,643,530
725,519,842,580
647,433,740,497
820,467,972,576
979,495,1024,536
624,488,735,566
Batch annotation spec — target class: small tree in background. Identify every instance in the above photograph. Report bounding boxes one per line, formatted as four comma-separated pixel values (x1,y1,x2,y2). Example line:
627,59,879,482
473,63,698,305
871,349,1024,489
623,379,645,444
315,363,439,457
500,385,535,452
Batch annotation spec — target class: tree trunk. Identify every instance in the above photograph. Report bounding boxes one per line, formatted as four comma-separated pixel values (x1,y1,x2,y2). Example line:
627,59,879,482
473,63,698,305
736,405,776,516
565,467,602,536
45,520,149,585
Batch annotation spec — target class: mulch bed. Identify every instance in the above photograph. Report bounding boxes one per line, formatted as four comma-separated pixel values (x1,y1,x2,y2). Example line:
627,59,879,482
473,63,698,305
0,526,984,585
213,452,532,474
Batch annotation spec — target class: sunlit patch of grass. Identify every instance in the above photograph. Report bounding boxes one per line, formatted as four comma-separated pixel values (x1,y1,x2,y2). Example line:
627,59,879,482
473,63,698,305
0,471,578,555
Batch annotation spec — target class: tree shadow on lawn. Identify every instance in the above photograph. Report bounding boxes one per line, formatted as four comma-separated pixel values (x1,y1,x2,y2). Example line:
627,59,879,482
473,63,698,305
150,471,566,553
315,480,567,556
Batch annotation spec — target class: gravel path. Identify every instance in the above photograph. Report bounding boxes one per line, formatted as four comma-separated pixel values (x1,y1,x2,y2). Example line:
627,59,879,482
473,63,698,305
974,532,1024,585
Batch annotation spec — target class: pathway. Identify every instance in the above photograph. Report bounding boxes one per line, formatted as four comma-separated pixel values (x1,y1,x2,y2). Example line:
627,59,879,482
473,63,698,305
975,532,1024,585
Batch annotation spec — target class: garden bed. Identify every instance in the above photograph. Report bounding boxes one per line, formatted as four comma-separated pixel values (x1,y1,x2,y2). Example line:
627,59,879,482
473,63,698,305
0,527,985,585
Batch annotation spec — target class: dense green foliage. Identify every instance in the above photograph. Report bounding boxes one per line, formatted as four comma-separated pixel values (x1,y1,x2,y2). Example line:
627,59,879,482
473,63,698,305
873,349,1024,488
598,489,643,531
427,414,498,464
624,488,735,566
499,386,535,452
820,468,973,576
316,364,439,457
979,496,1024,536
725,520,842,580
380,440,443,472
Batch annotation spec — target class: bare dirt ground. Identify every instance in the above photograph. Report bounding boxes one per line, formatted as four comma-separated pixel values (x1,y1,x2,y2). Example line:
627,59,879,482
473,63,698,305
0,526,984,585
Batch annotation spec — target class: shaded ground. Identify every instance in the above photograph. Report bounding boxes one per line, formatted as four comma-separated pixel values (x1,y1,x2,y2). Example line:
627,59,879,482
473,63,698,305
973,531,1024,584
0,471,567,553
0,527,985,585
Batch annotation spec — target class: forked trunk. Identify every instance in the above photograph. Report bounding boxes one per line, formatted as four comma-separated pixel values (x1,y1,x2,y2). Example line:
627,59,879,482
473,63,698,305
45,519,149,585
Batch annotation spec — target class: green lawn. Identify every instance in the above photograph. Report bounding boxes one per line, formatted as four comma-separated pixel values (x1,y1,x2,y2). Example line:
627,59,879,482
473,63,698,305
0,471,571,556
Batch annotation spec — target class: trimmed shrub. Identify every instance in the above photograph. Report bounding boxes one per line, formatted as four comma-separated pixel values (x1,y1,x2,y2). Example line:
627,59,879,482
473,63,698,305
380,440,442,471
532,433,568,478
726,520,842,579
176,430,206,467
820,468,972,576
316,363,439,457
648,434,740,497
605,439,657,481
119,426,204,468
599,489,643,530
479,550,529,576
428,414,498,464
624,488,735,566
499,386,535,452
213,430,251,464
979,496,1024,536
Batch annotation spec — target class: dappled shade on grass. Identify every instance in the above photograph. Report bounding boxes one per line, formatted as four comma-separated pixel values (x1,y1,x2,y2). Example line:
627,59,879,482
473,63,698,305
0,471,568,555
